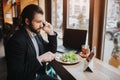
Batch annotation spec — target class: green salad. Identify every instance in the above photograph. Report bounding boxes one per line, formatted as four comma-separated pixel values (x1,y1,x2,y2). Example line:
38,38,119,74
60,51,78,63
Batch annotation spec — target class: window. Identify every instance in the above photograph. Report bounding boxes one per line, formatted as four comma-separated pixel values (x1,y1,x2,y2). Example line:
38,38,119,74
103,0,120,68
51,0,63,46
52,0,63,31
67,0,90,30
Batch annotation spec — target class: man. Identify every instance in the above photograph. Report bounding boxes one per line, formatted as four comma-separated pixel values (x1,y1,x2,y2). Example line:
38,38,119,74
5,4,57,80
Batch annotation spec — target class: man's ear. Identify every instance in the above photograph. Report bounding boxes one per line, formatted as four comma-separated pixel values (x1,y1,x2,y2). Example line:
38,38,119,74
25,18,30,25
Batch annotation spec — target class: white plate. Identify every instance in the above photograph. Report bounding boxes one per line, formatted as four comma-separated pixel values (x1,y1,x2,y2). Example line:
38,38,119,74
55,53,82,65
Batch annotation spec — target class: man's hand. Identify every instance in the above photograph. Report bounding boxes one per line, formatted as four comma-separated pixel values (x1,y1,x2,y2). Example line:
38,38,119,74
42,21,54,35
37,51,55,62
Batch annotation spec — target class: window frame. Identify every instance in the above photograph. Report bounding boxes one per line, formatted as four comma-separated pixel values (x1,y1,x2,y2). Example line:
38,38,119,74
45,0,106,59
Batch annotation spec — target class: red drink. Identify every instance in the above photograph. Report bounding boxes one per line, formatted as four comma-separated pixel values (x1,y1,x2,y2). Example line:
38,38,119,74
80,45,89,58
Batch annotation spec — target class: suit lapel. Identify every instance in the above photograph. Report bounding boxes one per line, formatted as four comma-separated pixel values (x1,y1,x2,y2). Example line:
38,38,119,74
21,28,36,56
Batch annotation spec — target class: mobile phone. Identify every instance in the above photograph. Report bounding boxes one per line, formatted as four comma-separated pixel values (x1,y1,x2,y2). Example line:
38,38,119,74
86,50,94,62
42,23,45,27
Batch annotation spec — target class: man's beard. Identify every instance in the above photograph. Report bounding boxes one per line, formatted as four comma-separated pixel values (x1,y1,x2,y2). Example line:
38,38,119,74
28,23,40,34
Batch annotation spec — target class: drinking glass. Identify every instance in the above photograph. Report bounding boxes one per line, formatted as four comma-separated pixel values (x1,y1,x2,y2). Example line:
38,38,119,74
81,45,89,58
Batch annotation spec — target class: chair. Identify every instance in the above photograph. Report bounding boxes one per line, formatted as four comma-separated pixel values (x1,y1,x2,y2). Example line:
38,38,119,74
63,29,87,51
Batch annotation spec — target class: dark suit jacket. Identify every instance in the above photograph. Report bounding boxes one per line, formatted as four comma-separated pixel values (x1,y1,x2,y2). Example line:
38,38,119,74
5,28,57,80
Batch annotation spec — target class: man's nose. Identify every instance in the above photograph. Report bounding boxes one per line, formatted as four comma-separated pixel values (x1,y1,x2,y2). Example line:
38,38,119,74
40,23,43,28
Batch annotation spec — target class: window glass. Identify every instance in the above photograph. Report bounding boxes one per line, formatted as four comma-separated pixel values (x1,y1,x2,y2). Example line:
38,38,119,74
106,0,120,28
52,0,63,31
52,0,63,46
104,0,120,67
67,0,90,30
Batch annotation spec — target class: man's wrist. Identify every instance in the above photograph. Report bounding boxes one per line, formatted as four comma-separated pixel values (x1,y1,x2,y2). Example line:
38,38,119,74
37,57,42,62
48,31,55,35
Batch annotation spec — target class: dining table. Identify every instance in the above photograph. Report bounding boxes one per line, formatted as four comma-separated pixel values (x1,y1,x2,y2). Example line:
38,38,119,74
50,53,120,80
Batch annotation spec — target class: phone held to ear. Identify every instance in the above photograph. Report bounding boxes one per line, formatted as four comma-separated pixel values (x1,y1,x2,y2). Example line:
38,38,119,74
43,23,45,27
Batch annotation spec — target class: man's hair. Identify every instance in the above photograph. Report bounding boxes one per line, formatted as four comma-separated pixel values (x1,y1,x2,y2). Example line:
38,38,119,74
21,4,43,26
